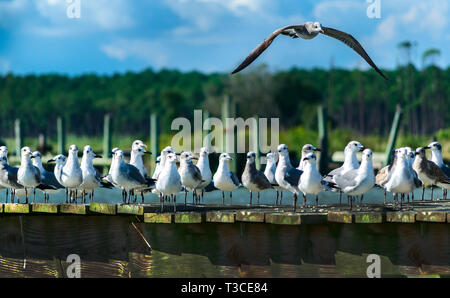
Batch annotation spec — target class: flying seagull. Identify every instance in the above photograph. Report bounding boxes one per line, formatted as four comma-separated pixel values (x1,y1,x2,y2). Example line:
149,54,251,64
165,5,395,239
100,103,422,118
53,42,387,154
231,21,387,80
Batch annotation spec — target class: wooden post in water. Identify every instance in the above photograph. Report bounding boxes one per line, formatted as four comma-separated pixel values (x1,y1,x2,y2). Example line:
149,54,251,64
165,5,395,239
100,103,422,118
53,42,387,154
150,113,159,169
103,114,111,158
252,115,260,169
57,117,66,155
317,105,329,174
14,119,23,157
384,105,403,166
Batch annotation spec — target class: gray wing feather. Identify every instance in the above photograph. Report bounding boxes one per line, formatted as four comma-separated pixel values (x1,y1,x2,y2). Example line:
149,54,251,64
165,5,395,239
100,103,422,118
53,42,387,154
254,171,272,189
126,164,147,184
43,170,64,189
284,167,303,187
334,170,359,189
230,171,240,187
322,27,387,80
231,25,301,74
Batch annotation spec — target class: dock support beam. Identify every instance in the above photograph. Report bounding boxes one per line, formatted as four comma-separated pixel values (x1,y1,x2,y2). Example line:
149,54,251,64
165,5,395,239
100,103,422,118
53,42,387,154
57,117,66,155
14,119,23,157
103,113,111,158
384,105,403,166
317,105,329,174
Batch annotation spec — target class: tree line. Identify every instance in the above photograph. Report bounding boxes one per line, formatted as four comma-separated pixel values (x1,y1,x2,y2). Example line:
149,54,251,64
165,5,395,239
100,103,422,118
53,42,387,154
0,65,448,139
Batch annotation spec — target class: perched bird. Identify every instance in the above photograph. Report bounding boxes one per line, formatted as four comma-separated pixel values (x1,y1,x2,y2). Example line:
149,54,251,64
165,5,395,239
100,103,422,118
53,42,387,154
213,153,240,204
78,145,108,203
102,147,121,190
152,146,175,180
178,152,203,205
156,153,182,212
325,141,365,204
111,149,154,204
0,146,9,197
17,147,45,203
195,147,212,201
264,152,283,205
413,147,450,201
298,153,335,209
32,151,64,203
334,149,375,209
48,154,69,202
232,21,387,80
130,140,151,179
129,140,152,203
61,145,83,202
427,142,450,200
297,144,321,171
275,144,303,211
0,155,24,203
384,149,416,208
242,152,272,205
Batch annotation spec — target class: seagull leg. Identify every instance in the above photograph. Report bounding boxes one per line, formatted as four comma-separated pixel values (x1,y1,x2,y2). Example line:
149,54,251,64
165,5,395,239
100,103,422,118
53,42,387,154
160,193,164,212
173,194,176,213
230,191,232,205
249,191,252,205
276,191,279,206
5,188,8,202
315,194,319,212
383,189,386,205
360,194,364,211
349,196,353,211
421,185,425,201
280,191,283,205
141,192,145,204
339,191,342,205
222,191,224,205
257,192,260,204
202,189,204,202
302,193,306,208
25,188,28,204
33,188,36,203
184,190,187,205
431,185,434,201
293,193,297,213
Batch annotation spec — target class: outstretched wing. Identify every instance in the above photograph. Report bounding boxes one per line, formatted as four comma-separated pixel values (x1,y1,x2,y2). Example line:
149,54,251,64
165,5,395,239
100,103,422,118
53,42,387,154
231,25,300,74
322,27,387,80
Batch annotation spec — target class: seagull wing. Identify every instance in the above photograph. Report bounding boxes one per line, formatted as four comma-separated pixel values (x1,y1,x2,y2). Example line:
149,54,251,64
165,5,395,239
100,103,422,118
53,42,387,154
230,171,240,187
284,167,303,187
334,169,359,189
231,25,300,74
125,163,147,185
321,27,387,80
254,170,273,190
426,160,450,184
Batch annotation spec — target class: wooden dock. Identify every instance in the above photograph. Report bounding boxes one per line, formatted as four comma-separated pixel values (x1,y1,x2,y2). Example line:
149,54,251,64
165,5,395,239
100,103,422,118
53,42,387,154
0,201,449,278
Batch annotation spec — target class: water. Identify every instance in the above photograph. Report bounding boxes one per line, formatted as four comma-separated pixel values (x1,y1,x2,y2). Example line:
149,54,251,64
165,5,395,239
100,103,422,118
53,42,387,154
0,186,443,206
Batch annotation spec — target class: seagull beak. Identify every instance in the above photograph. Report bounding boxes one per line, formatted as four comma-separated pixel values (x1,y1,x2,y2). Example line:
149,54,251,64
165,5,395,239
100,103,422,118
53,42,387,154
47,159,55,163
191,157,198,160
143,151,152,155
359,146,366,152
141,144,148,148
319,29,324,34
94,155,102,159
302,157,308,161
30,155,35,159
423,146,431,150
314,148,321,152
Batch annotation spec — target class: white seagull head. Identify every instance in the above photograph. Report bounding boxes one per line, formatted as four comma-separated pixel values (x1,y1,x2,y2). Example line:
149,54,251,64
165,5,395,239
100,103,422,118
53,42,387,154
305,21,324,34
277,144,289,156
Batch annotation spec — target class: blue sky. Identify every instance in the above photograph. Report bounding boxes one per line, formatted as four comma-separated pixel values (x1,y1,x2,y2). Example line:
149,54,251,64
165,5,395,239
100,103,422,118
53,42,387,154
0,0,449,75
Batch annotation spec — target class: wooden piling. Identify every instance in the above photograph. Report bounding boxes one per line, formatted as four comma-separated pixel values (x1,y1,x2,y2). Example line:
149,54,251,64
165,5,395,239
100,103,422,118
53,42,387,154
150,113,159,168
384,105,402,166
14,119,22,157
103,114,112,158
317,105,329,174
57,117,66,155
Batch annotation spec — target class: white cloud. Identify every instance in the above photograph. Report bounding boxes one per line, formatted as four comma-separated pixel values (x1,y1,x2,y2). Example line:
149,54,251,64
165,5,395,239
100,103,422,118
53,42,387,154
101,39,168,68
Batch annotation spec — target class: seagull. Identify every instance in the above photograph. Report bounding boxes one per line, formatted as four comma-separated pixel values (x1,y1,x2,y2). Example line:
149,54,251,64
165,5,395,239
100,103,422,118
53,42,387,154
111,149,154,204
376,152,396,204
427,142,450,200
178,152,203,205
333,149,375,210
155,153,182,212
195,147,212,202
297,144,321,171
324,141,365,204
130,140,153,203
17,146,46,203
413,146,450,201
78,145,110,203
152,146,175,180
61,145,83,202
32,151,64,203
0,155,24,203
298,153,335,209
264,152,283,205
48,154,69,202
275,144,303,212
0,146,9,198
213,153,240,204
242,152,272,205
231,21,387,80
384,149,416,208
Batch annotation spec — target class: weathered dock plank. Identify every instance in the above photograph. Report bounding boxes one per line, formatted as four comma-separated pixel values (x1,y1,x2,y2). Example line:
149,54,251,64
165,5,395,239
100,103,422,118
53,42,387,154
448,213,450,223
4,203,30,214
0,203,3,213
144,213,173,223
205,211,235,223
89,202,116,215
174,212,203,223
416,211,447,223
59,204,86,215
354,212,385,224
327,211,353,223
117,204,144,215
265,213,301,225
32,203,59,214
386,211,416,223
235,211,265,223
